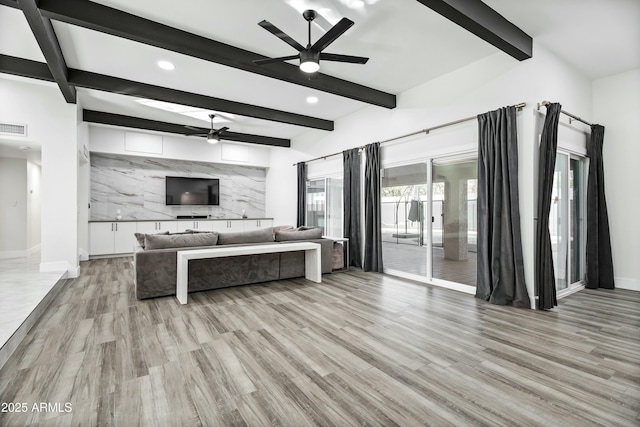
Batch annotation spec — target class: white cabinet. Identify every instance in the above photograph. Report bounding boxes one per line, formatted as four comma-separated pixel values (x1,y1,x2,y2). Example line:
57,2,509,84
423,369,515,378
210,220,243,232
243,219,274,231
175,220,213,233
89,222,137,256
88,218,274,257
137,221,178,234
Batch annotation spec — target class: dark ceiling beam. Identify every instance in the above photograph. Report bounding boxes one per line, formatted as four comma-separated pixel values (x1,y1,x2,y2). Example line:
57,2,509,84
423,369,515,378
415,0,532,61
0,54,53,81
37,0,396,109
67,69,333,131
17,0,76,102
83,110,291,148
0,54,333,130
0,0,18,9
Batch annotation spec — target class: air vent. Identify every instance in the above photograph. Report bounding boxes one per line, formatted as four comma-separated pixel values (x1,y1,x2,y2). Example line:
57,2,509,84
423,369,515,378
0,122,27,137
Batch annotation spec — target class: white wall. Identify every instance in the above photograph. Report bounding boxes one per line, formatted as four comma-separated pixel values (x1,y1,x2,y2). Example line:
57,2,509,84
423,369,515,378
0,76,79,277
267,42,597,306
0,157,27,255
592,68,640,291
89,126,271,168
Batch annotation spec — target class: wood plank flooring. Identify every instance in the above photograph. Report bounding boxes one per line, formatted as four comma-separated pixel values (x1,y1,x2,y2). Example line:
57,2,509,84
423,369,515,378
0,257,638,426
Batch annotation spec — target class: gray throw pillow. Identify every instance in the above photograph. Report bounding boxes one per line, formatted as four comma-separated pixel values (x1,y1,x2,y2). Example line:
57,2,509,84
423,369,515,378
217,227,274,245
275,227,323,241
134,231,169,248
145,232,219,250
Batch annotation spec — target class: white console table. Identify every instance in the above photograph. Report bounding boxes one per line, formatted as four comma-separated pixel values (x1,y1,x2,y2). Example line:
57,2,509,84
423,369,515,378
176,242,322,304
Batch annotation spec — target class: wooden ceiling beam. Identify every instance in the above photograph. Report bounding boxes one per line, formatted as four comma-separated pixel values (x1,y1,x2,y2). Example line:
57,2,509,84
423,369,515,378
415,0,532,61
38,0,396,108
83,110,291,148
17,0,76,102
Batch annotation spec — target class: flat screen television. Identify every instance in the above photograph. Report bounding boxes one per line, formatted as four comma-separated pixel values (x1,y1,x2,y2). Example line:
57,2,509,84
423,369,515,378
165,176,220,206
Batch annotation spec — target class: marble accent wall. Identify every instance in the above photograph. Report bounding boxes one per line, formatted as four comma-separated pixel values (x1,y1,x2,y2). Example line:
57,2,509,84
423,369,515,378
90,154,266,221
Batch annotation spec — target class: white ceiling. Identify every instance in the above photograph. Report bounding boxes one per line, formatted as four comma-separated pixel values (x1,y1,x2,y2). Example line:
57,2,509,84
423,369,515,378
1,0,638,147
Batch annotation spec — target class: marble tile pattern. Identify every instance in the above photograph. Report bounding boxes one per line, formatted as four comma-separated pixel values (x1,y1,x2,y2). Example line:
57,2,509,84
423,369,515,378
90,154,266,221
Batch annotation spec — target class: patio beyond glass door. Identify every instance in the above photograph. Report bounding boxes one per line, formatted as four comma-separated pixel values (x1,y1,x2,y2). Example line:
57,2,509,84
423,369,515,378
381,163,428,277
431,158,477,287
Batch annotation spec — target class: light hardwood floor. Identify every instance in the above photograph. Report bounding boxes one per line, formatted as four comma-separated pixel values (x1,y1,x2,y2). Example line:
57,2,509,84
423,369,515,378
0,257,638,426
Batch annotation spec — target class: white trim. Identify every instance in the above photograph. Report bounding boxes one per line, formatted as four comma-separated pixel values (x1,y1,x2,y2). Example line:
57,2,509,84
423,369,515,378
383,268,476,295
615,277,640,292
0,250,27,259
78,248,89,261
39,261,74,278
557,283,585,299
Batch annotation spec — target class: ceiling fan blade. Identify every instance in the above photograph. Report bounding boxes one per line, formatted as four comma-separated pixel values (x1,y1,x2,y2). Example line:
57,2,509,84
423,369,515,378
217,127,230,134
253,54,300,65
311,17,354,52
319,53,369,64
258,20,304,52
185,132,207,136
184,125,202,131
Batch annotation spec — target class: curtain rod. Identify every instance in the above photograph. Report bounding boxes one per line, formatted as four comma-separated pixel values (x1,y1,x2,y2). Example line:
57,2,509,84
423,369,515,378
537,100,593,126
293,102,526,166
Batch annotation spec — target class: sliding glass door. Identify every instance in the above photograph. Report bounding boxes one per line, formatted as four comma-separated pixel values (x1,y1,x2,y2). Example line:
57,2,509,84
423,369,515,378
550,153,586,293
381,163,428,277
431,158,477,287
380,155,477,289
306,177,343,237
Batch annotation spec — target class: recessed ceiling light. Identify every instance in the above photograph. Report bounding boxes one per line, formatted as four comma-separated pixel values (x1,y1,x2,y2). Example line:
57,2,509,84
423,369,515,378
157,60,175,70
306,96,319,104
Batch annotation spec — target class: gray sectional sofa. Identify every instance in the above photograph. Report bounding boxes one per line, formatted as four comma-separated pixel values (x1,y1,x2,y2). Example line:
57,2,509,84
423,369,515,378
133,226,334,299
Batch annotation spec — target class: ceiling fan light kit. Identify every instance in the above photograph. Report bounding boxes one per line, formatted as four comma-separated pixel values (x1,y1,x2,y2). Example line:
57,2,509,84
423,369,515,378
299,50,320,73
254,9,369,74
207,130,220,144
185,114,229,144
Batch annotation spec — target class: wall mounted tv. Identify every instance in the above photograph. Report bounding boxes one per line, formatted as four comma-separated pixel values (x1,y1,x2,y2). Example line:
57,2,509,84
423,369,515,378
165,176,220,206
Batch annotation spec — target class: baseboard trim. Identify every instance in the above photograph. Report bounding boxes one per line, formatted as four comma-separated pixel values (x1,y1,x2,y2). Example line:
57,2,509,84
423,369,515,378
78,248,89,262
40,261,78,278
615,277,640,292
0,250,27,259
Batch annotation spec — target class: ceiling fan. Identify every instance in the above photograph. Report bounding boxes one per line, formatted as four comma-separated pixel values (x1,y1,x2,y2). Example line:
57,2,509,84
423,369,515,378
254,9,369,73
184,114,229,144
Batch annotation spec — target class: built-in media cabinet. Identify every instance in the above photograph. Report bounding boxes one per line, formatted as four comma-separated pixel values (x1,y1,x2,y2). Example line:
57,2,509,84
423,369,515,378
88,218,274,256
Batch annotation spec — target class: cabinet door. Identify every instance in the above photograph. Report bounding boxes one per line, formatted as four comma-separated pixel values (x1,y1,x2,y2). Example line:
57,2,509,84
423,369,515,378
192,220,213,231
209,220,228,233
157,221,178,233
227,220,244,232
113,222,138,254
210,220,242,232
136,221,158,234
89,223,115,255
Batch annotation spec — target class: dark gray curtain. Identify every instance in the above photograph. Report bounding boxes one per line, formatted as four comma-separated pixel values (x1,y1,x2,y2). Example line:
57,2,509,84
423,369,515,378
343,148,362,268
535,102,561,310
476,106,530,308
363,143,383,272
296,162,306,227
585,125,615,289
